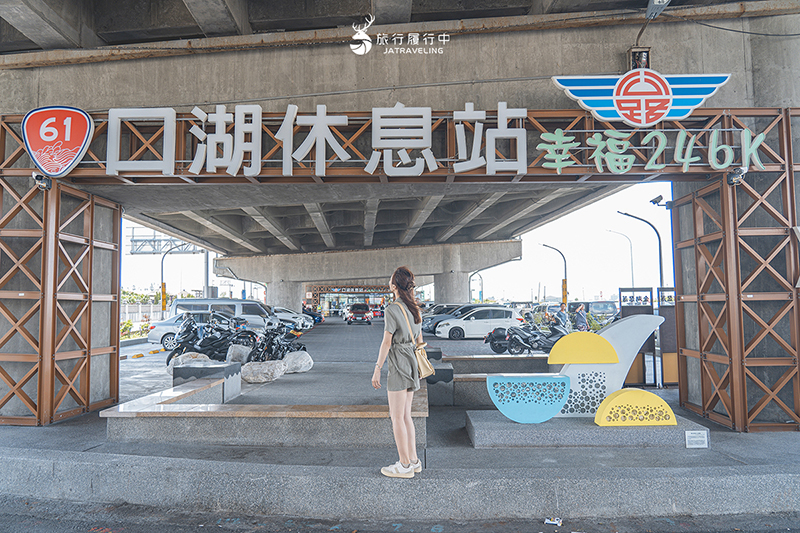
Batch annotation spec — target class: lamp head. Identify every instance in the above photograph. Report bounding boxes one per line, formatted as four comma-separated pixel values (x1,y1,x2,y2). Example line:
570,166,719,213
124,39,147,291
727,166,747,186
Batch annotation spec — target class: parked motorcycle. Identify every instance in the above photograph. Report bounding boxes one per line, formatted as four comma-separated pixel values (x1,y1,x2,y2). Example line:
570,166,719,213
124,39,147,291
246,323,307,362
165,312,258,365
484,327,509,354
506,321,569,354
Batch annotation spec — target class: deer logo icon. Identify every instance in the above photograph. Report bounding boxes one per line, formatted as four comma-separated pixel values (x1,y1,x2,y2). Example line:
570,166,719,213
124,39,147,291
351,14,375,55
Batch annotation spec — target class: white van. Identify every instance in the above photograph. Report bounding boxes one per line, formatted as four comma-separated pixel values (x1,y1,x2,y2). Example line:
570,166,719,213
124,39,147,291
169,298,280,330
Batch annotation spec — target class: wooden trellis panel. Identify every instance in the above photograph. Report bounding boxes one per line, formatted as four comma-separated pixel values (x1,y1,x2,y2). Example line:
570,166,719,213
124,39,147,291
673,109,800,432
0,179,121,425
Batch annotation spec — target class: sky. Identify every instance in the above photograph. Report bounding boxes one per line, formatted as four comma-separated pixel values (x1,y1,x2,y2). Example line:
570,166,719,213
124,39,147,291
121,181,673,303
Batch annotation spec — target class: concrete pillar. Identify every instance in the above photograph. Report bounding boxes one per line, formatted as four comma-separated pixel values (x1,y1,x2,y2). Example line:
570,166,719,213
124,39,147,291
267,280,304,311
433,271,470,304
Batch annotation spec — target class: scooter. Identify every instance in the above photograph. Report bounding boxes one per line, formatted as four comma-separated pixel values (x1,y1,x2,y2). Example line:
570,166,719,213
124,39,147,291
506,321,569,354
166,312,257,365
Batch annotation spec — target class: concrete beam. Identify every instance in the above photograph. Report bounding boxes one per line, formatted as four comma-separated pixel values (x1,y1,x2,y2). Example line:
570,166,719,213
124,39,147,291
401,195,444,245
304,203,335,248
0,0,101,49
363,199,379,247
125,214,227,255
241,206,299,251
180,211,264,253
215,240,522,284
181,0,251,37
374,0,413,24
473,191,565,240
436,193,506,242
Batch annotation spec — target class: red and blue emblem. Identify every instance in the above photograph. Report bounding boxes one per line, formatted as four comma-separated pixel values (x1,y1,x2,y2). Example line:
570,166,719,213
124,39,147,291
553,69,730,128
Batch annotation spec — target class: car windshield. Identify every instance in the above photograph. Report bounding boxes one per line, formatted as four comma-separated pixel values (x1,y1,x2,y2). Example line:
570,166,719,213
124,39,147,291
351,304,369,312
589,302,617,315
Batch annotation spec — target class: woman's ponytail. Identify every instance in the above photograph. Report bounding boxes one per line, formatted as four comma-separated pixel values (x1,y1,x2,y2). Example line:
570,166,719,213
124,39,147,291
391,266,421,324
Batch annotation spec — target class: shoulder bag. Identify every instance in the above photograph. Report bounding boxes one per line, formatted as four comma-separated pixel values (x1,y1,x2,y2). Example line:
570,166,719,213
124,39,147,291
397,303,435,379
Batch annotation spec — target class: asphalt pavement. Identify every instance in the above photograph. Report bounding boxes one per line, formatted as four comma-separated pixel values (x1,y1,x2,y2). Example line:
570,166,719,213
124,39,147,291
0,318,799,530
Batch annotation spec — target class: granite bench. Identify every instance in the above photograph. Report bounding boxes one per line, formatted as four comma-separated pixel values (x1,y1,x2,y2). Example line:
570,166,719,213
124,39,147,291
101,378,428,448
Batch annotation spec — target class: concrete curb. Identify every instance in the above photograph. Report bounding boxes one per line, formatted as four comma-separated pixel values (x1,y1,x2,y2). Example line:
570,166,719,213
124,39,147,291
0,446,797,520
121,337,149,347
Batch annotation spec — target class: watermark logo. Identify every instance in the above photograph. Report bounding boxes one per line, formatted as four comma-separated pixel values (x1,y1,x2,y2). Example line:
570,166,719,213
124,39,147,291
350,14,375,55
553,68,730,128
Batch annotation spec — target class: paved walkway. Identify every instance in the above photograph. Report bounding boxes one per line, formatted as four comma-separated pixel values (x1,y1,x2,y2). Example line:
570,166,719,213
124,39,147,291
0,319,799,521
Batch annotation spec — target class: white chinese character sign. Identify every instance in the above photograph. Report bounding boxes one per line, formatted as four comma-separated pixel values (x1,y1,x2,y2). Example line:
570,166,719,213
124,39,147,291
17,69,774,183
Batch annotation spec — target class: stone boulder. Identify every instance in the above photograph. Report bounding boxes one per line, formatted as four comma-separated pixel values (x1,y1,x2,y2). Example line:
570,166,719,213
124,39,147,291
283,351,314,373
241,360,288,383
166,352,211,375
226,343,251,364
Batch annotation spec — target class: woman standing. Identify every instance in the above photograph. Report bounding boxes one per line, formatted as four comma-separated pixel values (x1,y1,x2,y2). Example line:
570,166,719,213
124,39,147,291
575,303,589,332
371,266,423,478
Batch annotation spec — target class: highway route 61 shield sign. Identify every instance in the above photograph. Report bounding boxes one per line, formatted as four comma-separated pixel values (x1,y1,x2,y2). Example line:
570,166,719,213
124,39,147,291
22,106,94,178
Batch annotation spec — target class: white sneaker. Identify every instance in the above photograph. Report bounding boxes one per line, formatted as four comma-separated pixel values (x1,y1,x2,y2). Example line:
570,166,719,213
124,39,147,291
410,459,422,473
381,461,414,478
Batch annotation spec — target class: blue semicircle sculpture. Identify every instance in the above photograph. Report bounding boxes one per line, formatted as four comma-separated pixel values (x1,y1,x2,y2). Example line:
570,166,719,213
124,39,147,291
486,374,570,424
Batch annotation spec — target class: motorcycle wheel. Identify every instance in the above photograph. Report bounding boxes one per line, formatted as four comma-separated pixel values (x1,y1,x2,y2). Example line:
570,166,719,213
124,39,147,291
489,341,506,354
507,337,525,355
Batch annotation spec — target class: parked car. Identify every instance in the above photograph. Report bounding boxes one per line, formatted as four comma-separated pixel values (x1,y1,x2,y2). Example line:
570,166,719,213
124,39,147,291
567,300,619,330
169,298,280,330
421,303,497,333
435,306,524,340
423,303,461,317
272,306,315,330
148,312,212,350
370,305,384,318
347,303,372,325
302,306,325,323
531,303,563,327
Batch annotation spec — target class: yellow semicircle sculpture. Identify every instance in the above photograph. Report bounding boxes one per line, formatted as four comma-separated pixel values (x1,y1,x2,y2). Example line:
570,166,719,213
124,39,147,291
547,331,619,365
594,388,677,426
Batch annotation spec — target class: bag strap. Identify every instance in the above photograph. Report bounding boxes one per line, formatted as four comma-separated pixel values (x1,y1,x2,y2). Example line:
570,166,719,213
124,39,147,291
397,303,418,345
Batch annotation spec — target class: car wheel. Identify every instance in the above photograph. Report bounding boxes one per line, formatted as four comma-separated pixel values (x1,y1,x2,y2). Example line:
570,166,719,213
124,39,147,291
162,333,177,351
448,327,465,340
367,321,372,325
347,321,352,325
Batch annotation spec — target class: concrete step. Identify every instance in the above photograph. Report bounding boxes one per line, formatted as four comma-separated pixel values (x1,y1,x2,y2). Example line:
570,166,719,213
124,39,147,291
442,354,553,374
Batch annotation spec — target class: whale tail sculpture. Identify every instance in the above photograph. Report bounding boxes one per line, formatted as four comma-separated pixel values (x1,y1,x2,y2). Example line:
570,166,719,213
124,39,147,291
554,314,665,418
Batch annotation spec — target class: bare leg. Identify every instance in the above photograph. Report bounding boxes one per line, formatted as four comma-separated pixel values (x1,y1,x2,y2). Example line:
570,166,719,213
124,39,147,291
403,390,417,463
387,390,411,465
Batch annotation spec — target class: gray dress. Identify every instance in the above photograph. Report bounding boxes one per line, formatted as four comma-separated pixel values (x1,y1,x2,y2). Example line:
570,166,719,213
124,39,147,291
384,301,421,392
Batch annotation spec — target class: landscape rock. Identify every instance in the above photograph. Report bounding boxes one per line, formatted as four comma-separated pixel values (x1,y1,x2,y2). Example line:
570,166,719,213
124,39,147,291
241,360,287,383
166,352,211,375
226,344,251,364
283,351,314,373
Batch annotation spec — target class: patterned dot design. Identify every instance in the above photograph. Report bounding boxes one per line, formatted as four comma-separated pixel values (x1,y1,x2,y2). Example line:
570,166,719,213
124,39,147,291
604,403,672,424
491,380,567,406
561,371,606,415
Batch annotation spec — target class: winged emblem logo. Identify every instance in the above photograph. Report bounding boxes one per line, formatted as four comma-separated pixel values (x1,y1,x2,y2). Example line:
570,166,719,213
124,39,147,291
553,68,730,128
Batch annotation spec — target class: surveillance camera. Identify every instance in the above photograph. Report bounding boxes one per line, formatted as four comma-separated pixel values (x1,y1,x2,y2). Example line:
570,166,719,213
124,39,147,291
32,173,51,191
727,166,748,186
650,195,663,205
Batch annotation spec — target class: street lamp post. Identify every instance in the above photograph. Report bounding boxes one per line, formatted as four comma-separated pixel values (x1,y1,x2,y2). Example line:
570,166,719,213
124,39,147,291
160,243,186,319
608,230,635,287
617,211,664,288
541,244,567,304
